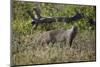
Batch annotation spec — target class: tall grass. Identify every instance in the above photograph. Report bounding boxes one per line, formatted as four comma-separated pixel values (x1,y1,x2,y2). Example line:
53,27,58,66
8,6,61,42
11,1,96,66
11,19,96,66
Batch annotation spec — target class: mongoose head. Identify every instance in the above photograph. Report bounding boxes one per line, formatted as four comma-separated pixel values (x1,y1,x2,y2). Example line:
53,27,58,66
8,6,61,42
72,25,78,34
69,25,78,47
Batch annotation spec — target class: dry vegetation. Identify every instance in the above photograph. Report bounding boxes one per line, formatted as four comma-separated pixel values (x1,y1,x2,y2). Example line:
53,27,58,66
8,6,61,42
11,28,96,66
11,1,96,66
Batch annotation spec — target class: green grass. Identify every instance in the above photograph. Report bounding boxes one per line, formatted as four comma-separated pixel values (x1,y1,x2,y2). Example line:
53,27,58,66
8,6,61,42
11,1,96,66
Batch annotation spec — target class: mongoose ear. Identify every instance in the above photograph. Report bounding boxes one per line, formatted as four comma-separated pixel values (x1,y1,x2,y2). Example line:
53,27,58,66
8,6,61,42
73,25,78,34
72,24,78,31
71,25,77,31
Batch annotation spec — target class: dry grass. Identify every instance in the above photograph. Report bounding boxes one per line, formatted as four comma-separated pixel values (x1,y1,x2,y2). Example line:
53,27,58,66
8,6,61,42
11,1,96,66
11,30,96,66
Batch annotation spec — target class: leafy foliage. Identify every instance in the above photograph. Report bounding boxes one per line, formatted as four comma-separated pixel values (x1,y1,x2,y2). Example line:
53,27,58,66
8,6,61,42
11,1,96,66
12,1,96,32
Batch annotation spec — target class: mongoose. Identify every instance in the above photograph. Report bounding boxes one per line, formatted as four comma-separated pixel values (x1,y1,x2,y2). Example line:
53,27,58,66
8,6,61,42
38,25,78,47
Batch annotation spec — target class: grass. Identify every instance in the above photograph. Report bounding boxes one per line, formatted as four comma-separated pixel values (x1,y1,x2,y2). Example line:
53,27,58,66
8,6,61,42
11,19,96,66
11,1,96,66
